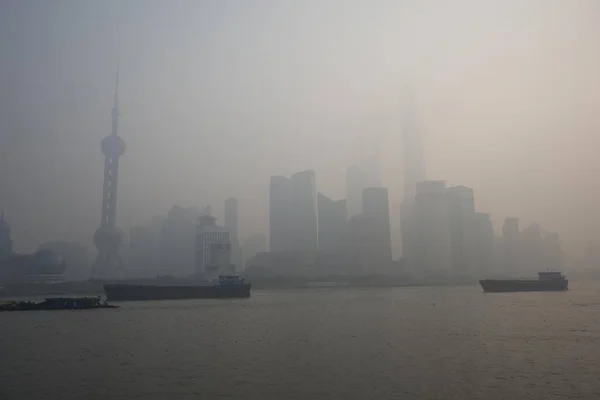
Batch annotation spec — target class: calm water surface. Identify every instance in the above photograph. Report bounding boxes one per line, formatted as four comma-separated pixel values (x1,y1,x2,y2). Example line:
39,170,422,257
2,283,600,400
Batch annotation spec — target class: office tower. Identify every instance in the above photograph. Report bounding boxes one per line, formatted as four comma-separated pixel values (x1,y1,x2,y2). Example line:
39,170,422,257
414,181,452,274
346,165,364,219
242,233,267,268
224,198,242,268
361,187,392,268
317,193,347,255
502,217,520,275
160,205,200,277
400,86,426,270
446,186,476,274
224,198,239,239
0,213,12,259
345,212,373,273
346,154,381,218
92,68,125,279
269,176,291,252
195,211,232,277
521,223,543,275
468,212,496,277
290,170,319,253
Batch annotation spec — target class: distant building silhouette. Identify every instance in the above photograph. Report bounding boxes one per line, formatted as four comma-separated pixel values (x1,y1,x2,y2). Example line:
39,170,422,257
92,67,125,279
160,205,200,277
361,187,392,269
242,233,267,269
414,181,452,274
521,223,543,275
446,186,475,275
317,193,347,256
345,154,381,218
39,241,89,281
468,212,496,277
290,170,319,253
269,170,319,254
1,249,66,284
269,176,291,252
345,213,373,274
224,198,242,269
195,209,232,277
502,217,521,276
400,86,427,272
0,213,13,259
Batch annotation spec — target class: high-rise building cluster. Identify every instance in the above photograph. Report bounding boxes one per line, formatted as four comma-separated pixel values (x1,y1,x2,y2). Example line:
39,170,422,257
0,75,578,284
250,86,566,280
259,165,394,276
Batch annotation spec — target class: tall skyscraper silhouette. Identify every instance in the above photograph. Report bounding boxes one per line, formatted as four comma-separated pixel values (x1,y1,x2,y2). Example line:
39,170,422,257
400,86,426,270
224,198,242,268
414,181,452,273
362,187,392,268
345,153,381,218
269,176,291,252
290,170,319,253
92,68,126,279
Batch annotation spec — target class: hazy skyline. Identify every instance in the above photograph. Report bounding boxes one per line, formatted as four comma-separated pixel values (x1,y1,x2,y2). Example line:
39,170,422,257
1,0,599,255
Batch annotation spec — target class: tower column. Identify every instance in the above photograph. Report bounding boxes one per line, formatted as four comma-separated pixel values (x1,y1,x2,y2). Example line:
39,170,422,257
92,68,126,279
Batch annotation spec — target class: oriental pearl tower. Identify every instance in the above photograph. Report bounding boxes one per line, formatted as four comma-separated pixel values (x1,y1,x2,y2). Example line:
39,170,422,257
91,68,126,279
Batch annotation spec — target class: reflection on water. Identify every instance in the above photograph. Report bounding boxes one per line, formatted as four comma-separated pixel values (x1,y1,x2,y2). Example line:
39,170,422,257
2,282,600,400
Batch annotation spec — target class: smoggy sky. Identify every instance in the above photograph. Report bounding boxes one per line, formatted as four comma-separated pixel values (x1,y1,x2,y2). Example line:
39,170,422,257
1,0,599,255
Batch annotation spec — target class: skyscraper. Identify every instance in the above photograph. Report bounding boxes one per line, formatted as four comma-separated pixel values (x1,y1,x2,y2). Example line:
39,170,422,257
269,176,291,252
224,198,242,268
345,154,381,218
414,181,452,274
400,86,426,270
317,193,347,255
92,68,126,279
502,217,520,276
521,223,543,275
195,211,232,277
159,205,200,277
224,198,239,239
468,212,496,278
361,187,392,268
446,185,476,274
290,170,319,253
345,164,364,219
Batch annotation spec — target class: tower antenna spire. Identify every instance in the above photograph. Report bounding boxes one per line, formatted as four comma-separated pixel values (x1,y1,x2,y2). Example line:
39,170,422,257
111,64,120,136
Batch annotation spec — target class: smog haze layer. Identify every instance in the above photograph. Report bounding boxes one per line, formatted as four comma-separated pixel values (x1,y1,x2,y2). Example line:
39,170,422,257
1,0,599,255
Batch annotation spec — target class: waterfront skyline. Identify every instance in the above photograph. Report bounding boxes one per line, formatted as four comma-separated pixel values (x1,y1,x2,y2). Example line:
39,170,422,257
1,0,600,257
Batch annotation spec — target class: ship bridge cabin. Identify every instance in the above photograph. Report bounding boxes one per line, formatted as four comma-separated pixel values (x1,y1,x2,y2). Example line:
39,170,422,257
538,272,565,281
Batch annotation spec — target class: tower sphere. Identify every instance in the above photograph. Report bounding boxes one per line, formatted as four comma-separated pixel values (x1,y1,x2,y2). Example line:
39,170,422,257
101,134,126,157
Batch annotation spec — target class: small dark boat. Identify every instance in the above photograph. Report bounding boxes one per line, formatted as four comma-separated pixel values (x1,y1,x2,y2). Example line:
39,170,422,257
0,296,119,311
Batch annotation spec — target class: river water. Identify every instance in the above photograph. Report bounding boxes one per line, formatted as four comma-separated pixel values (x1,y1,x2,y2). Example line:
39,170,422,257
2,282,600,399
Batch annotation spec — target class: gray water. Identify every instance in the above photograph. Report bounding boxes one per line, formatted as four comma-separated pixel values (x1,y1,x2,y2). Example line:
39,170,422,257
2,283,600,400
